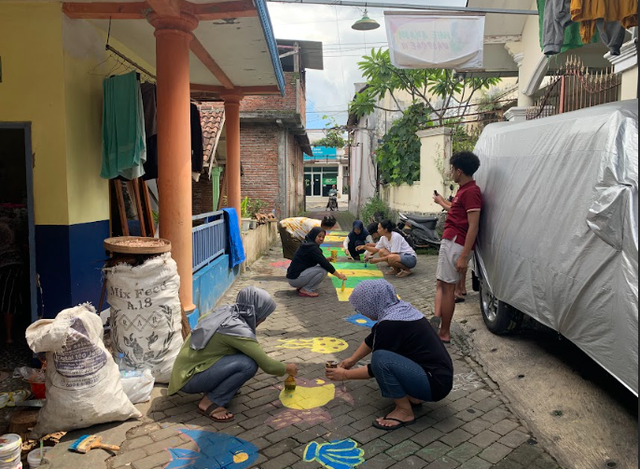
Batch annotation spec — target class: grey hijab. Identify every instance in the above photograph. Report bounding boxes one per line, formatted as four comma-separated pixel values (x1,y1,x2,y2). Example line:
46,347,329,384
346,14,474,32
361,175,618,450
349,279,424,322
190,286,277,350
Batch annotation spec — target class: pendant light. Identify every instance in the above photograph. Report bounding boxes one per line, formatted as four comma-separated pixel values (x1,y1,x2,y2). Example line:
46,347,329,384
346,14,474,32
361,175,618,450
351,4,380,31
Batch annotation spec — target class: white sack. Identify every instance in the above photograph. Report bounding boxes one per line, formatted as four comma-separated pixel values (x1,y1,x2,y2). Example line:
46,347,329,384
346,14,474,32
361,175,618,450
121,369,155,404
104,253,184,383
25,304,141,438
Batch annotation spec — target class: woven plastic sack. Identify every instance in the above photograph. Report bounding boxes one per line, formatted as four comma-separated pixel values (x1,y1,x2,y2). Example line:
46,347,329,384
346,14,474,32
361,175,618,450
25,304,141,438
104,253,183,383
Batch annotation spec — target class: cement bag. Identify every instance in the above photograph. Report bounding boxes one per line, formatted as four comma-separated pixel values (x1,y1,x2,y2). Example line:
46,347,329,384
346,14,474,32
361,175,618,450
121,369,155,404
25,304,141,438
104,253,183,383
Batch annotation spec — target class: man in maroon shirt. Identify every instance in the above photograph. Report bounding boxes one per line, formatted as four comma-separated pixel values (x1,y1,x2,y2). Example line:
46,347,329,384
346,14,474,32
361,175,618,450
433,152,482,343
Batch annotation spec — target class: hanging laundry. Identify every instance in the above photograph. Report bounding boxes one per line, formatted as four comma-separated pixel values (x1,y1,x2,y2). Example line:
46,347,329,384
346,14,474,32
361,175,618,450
539,0,600,55
191,103,204,174
101,72,147,180
141,83,158,180
570,0,637,44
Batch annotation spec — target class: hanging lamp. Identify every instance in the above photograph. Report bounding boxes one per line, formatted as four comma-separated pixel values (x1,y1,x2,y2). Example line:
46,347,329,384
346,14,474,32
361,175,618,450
351,5,380,31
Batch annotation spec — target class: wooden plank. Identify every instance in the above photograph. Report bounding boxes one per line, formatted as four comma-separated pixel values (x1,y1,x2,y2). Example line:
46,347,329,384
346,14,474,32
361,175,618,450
63,2,150,19
140,179,156,237
113,180,130,236
130,179,147,237
147,0,181,17
217,169,227,210
189,38,235,90
190,83,280,95
194,0,257,20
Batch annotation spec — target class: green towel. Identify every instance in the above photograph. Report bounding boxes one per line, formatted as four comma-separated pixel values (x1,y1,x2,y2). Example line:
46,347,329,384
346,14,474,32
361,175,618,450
101,71,146,180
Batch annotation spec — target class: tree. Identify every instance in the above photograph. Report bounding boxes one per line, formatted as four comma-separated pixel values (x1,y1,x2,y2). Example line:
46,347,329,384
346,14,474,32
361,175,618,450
349,48,502,125
375,103,432,185
313,116,346,148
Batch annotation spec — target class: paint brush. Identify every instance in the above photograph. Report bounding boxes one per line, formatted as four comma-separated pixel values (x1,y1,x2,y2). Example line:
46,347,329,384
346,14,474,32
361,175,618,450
341,280,346,292
68,435,120,454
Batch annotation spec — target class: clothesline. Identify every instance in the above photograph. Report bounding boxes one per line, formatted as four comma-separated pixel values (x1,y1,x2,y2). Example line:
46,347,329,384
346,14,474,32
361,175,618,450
106,44,156,81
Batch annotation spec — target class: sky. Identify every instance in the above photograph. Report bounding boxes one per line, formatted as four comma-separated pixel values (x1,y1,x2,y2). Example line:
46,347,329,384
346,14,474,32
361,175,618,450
266,0,467,130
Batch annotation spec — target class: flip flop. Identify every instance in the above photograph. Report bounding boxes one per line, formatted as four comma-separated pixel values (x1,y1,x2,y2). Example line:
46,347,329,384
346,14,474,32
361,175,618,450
298,290,319,298
198,404,235,423
372,416,416,431
396,270,412,278
454,296,465,303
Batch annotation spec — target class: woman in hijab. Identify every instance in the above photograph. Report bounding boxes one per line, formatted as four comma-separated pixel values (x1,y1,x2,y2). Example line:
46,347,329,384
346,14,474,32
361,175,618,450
168,287,297,422
325,279,453,431
286,227,347,298
343,220,372,261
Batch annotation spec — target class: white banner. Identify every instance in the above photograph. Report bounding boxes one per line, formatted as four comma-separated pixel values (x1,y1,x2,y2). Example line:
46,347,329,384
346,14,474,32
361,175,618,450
384,14,485,70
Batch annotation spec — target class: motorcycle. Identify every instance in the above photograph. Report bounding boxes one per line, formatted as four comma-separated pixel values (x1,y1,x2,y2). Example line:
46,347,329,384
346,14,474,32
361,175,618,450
398,212,441,248
327,195,338,211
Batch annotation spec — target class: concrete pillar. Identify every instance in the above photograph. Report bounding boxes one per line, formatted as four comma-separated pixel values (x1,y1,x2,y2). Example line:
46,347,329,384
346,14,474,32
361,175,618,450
149,12,198,313
417,127,453,212
222,92,243,224
504,107,529,122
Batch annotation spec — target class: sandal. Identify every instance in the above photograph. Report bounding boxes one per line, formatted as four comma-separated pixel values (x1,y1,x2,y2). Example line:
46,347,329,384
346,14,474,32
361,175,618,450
198,404,235,423
454,296,465,303
298,290,319,298
372,415,416,431
396,270,412,278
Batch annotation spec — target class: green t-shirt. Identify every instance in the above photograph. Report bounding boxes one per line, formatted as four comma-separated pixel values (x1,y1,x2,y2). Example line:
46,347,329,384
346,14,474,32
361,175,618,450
168,333,286,395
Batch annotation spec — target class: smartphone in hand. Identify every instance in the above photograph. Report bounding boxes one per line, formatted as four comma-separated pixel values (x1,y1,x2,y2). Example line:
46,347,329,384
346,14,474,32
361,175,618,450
433,190,439,197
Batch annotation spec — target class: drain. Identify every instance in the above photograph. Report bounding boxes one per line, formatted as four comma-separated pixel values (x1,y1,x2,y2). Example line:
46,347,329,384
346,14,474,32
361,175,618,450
605,461,617,468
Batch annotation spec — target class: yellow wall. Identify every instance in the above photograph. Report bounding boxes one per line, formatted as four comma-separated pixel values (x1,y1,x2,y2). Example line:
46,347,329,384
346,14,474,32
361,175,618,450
0,2,69,225
620,67,638,100
61,18,156,225
383,128,454,214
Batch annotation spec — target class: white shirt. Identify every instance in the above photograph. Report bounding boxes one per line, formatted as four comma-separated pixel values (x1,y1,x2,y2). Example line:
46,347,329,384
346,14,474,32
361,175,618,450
376,231,416,257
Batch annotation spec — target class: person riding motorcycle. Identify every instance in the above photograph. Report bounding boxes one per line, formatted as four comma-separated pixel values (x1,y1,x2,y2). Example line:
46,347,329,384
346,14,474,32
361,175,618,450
327,185,339,211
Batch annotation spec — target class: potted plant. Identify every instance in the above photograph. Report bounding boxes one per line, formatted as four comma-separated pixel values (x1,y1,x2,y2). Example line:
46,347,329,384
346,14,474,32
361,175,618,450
248,198,267,228
240,197,252,231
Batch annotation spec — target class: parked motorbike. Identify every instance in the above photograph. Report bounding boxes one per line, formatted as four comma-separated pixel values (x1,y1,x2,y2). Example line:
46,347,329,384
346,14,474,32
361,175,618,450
398,212,441,248
327,196,338,211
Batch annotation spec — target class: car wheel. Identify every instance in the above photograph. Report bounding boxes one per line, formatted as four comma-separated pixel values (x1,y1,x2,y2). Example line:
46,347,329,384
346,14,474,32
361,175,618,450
479,277,522,334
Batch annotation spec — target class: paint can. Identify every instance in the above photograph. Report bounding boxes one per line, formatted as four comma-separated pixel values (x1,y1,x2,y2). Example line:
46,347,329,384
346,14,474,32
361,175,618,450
325,361,338,369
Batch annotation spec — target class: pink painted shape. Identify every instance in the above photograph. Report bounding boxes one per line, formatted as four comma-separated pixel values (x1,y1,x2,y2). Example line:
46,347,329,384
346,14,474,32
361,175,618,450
266,408,332,430
270,260,291,269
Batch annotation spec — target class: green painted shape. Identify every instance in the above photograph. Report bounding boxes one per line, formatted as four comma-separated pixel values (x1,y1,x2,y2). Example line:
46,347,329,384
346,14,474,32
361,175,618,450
330,277,378,288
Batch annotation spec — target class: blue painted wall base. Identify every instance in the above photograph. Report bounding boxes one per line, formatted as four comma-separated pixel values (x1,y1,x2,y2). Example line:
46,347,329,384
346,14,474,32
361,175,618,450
36,220,110,318
191,254,240,325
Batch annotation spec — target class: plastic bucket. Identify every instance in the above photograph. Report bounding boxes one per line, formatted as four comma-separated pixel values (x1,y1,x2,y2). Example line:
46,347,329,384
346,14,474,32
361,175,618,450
27,447,51,468
0,434,22,469
28,382,45,400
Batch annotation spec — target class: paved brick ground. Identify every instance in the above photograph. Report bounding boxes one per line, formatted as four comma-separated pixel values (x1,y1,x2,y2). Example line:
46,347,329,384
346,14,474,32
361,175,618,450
90,240,562,469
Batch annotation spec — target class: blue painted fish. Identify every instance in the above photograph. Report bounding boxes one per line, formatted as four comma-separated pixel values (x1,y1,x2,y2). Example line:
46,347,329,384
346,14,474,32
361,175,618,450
166,429,258,469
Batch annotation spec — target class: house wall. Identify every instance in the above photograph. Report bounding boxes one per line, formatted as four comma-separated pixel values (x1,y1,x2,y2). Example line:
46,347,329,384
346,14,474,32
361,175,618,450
620,67,638,100
240,72,300,114
240,123,280,215
383,128,453,216
193,176,214,215
0,3,159,316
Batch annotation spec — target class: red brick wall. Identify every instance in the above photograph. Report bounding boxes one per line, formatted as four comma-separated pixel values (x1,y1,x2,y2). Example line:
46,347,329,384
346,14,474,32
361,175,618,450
240,123,280,216
192,175,214,215
240,72,304,117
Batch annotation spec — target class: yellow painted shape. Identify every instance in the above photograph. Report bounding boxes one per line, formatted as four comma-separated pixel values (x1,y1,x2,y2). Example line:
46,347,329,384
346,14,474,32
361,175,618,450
336,287,354,301
325,235,346,243
279,382,335,410
233,452,250,463
277,337,349,353
356,319,368,324
338,269,383,278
